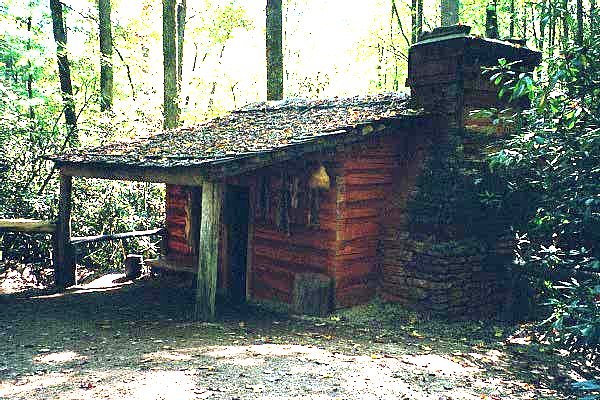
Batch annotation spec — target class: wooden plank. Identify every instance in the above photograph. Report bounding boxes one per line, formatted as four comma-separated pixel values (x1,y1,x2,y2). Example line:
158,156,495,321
0,219,56,233
254,242,332,272
254,225,335,250
194,181,223,321
55,174,75,288
146,257,197,274
59,163,205,186
71,228,165,245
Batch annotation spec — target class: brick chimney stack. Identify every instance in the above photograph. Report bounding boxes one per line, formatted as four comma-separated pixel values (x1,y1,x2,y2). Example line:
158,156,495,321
406,25,541,132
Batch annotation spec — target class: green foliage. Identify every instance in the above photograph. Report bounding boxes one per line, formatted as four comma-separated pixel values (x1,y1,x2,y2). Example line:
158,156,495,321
487,32,600,350
0,1,165,273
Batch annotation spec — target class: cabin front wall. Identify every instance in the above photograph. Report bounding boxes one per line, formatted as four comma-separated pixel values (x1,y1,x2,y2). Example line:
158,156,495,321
162,130,412,309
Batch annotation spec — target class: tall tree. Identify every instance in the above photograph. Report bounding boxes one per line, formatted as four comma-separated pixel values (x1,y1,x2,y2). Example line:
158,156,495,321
440,0,459,26
562,0,569,48
99,0,113,111
176,0,186,91
163,0,178,129
26,11,35,123
411,0,418,44
417,0,423,39
576,0,583,45
49,0,77,142
266,0,283,101
486,1,499,39
509,0,515,37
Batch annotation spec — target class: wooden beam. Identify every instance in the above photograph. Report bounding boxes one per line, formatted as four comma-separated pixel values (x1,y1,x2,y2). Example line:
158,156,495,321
0,219,56,233
194,181,223,321
71,227,165,245
55,174,75,288
59,163,205,186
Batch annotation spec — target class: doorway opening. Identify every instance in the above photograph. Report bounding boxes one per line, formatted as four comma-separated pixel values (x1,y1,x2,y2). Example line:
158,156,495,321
224,185,249,303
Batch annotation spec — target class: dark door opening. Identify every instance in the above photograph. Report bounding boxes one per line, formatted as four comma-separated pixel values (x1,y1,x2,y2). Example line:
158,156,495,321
225,185,249,303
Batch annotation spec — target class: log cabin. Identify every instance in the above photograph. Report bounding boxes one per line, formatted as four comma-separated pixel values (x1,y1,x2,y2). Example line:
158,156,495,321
50,26,541,320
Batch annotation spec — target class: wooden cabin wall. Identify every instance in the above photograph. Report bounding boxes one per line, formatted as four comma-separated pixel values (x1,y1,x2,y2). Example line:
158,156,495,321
165,184,197,258
247,165,339,304
332,135,406,308
164,133,414,310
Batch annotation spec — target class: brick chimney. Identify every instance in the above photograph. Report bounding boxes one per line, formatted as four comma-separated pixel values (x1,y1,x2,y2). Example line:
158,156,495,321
406,25,541,132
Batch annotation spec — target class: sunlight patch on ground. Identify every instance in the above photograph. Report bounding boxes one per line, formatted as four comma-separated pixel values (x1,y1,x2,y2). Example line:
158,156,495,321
53,370,198,400
203,343,332,359
141,350,192,362
34,350,86,364
401,354,480,376
32,274,132,299
0,373,69,397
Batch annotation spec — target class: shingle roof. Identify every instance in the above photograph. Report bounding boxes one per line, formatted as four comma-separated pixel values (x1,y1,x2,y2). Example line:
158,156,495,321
52,92,420,171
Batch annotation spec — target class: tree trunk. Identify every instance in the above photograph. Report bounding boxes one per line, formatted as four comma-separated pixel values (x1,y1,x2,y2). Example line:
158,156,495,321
266,0,283,101
49,0,77,143
562,0,569,48
411,0,417,44
26,14,34,123
417,0,423,39
485,2,499,39
163,0,179,129
576,0,583,45
440,0,459,26
509,0,515,37
176,0,186,92
99,0,113,112
522,5,527,39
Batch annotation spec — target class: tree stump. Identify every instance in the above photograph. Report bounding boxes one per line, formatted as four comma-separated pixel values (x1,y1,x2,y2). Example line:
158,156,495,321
292,273,333,316
124,254,144,279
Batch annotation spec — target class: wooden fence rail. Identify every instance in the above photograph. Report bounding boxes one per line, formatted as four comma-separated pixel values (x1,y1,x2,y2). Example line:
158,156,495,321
71,228,166,245
1,218,166,287
0,219,57,234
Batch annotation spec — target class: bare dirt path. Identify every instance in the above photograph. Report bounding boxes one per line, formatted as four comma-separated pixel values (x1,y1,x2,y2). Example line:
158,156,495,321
0,274,591,400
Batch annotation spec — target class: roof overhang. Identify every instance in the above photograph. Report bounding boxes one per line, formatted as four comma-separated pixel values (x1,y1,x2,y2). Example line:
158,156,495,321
54,114,434,185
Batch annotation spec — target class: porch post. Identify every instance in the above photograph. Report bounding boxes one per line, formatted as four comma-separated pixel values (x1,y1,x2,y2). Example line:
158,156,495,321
55,173,76,288
194,181,223,321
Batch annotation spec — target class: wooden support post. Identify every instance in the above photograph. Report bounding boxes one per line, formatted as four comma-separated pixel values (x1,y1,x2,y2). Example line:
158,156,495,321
194,181,223,321
55,174,75,288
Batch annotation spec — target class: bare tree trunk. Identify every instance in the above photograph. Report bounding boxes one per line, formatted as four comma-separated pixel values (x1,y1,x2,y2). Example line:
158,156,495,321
522,5,527,39
509,0,515,37
266,0,283,101
49,0,77,143
411,0,417,44
417,0,423,39
531,3,539,47
562,0,569,48
99,0,113,112
176,0,186,92
486,2,499,39
391,0,411,47
26,14,34,123
576,0,583,44
440,0,459,26
163,0,179,129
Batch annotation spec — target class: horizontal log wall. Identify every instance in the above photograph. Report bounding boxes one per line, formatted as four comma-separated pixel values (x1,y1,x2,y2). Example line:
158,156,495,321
248,163,339,304
332,136,404,308
165,185,195,257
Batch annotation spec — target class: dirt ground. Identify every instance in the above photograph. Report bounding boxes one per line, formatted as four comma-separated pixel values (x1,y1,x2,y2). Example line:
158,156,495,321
0,272,596,400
